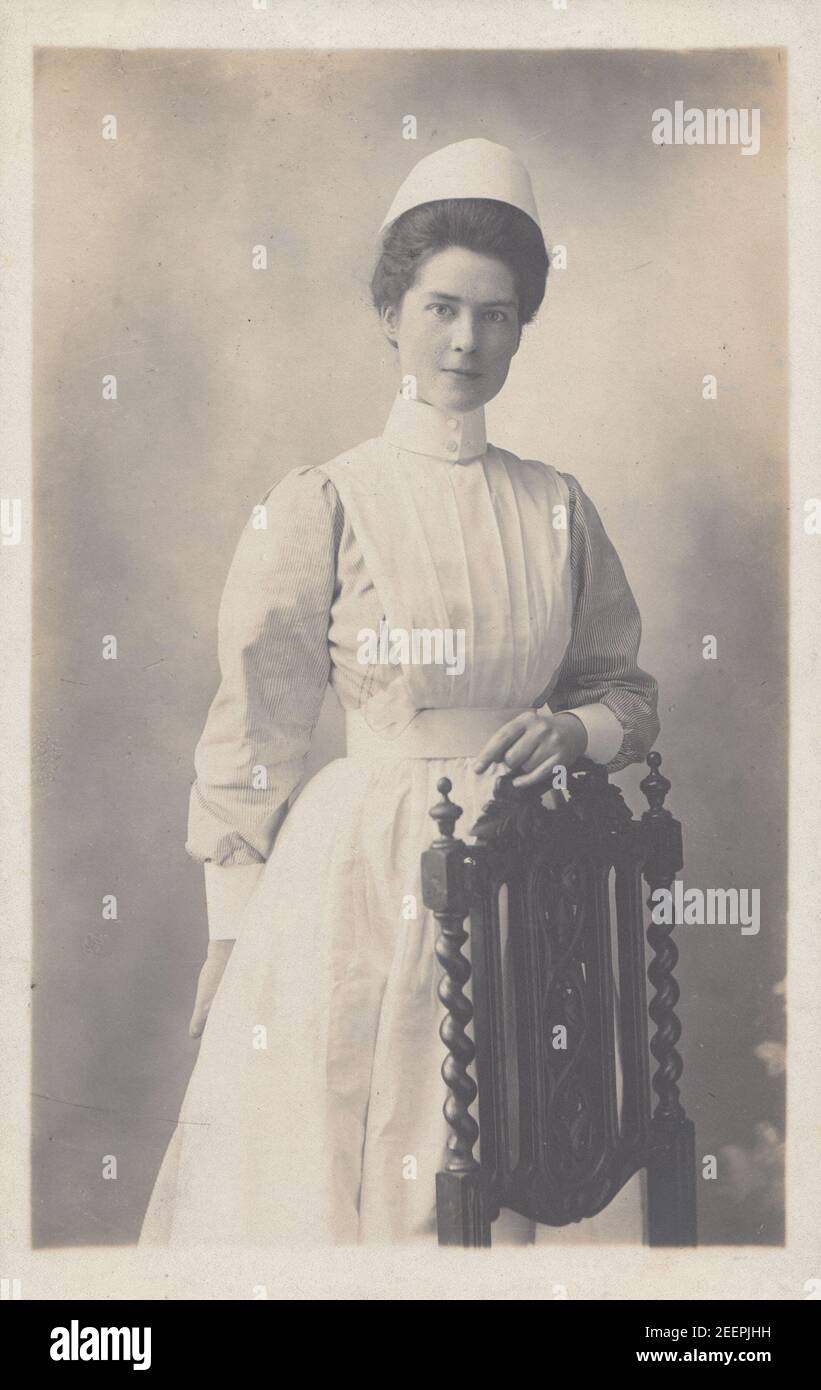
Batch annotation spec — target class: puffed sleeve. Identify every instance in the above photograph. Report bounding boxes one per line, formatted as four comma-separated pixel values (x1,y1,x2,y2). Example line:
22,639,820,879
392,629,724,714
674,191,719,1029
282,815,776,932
545,471,661,774
185,464,343,938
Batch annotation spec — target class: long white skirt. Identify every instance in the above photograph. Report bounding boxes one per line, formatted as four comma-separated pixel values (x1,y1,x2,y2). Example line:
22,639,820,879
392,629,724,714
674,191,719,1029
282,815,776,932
139,754,645,1247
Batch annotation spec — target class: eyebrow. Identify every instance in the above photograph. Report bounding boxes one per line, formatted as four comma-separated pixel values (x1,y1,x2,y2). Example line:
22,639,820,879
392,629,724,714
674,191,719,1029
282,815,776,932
424,291,518,309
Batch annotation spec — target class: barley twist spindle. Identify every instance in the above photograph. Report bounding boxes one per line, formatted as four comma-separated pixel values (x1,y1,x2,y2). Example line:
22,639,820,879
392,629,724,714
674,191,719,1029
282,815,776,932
428,779,478,1171
422,777,489,1244
436,913,479,1173
641,752,685,1124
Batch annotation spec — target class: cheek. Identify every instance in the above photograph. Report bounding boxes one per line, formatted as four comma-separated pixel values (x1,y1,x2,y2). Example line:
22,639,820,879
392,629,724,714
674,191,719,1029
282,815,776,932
486,331,519,369
402,315,442,358
420,322,452,360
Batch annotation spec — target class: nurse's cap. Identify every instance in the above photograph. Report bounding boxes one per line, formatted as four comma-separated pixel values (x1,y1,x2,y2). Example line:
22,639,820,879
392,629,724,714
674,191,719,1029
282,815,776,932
378,138,542,237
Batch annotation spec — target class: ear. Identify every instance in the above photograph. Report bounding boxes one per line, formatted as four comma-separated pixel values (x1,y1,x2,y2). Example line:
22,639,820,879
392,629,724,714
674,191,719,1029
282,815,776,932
511,320,523,356
380,303,400,349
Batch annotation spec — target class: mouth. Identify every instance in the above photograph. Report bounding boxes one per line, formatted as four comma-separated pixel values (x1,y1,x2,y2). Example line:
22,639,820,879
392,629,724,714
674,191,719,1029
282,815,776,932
442,368,483,380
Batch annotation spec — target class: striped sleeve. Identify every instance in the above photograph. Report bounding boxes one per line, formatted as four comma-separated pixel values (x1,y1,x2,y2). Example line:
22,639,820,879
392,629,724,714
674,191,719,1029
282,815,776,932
185,465,343,879
547,471,660,774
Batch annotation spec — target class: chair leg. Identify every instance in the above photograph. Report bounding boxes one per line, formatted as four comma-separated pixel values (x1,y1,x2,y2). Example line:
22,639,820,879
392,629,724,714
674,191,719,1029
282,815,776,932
436,1171,492,1247
423,780,493,1248
639,757,696,1247
647,1117,697,1246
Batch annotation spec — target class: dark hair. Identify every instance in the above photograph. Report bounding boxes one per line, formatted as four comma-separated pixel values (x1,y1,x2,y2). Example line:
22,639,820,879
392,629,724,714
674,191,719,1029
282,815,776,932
370,197,549,326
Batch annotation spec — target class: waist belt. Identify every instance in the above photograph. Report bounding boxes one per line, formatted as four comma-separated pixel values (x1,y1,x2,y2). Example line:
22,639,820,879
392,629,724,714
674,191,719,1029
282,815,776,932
345,705,533,760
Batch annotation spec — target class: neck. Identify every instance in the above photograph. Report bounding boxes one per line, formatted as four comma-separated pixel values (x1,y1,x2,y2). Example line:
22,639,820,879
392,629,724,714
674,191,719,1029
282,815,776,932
382,390,488,464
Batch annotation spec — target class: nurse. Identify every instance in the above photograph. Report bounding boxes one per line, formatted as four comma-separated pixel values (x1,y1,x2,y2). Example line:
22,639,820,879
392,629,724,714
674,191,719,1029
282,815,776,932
140,138,659,1246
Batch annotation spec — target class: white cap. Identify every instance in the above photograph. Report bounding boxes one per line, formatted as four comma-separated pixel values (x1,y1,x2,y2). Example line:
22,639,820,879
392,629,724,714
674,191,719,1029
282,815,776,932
379,138,542,237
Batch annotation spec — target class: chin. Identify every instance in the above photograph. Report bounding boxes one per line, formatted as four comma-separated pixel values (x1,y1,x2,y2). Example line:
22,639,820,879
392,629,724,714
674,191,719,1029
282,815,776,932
435,374,492,413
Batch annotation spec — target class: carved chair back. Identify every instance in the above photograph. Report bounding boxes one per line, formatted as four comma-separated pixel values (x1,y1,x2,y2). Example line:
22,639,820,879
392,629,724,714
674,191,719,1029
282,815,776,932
421,753,697,1247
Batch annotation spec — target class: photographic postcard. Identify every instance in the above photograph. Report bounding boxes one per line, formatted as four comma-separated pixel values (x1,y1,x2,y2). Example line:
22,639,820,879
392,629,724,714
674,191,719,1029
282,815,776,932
1,0,819,1303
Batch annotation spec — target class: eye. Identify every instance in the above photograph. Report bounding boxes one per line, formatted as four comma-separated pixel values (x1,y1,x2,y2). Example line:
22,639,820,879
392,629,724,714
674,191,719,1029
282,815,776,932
484,309,508,323
427,302,455,318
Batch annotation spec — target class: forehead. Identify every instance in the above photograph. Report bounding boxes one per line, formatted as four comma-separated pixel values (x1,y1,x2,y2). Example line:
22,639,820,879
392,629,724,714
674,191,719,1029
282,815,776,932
411,245,516,300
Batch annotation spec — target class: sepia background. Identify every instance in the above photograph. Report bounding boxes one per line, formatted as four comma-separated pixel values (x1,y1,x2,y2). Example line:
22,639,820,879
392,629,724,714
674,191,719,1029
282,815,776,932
32,46,786,1246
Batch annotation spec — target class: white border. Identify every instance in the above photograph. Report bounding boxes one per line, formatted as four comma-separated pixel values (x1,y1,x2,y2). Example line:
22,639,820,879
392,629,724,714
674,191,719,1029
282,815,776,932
1,0,818,1300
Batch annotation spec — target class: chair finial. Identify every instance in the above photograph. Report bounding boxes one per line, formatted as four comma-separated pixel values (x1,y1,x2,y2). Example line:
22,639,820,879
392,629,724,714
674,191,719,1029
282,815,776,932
641,750,671,813
429,777,463,840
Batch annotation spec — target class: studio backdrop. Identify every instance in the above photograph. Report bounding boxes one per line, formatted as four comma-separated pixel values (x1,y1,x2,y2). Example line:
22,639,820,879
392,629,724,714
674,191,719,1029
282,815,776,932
32,45,786,1245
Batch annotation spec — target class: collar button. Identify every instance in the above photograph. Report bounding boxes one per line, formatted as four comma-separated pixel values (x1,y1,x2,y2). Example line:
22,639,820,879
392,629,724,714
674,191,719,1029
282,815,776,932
447,418,459,430
447,440,459,454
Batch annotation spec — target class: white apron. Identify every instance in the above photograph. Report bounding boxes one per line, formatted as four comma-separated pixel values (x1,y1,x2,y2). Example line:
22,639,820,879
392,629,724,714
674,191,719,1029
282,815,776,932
139,444,645,1245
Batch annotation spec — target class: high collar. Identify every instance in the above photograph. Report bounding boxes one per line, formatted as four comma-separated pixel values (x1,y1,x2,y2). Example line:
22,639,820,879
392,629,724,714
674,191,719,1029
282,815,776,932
381,391,487,464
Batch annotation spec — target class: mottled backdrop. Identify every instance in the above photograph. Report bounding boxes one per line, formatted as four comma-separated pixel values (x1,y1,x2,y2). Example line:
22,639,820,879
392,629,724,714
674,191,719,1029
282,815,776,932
33,47,786,1245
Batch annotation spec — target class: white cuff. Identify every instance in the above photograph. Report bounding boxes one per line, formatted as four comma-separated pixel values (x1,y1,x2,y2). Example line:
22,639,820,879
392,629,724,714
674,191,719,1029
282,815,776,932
204,861,265,941
566,702,625,765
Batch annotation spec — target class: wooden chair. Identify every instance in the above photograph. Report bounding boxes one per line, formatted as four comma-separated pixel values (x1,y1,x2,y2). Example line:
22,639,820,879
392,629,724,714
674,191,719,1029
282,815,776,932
421,752,697,1247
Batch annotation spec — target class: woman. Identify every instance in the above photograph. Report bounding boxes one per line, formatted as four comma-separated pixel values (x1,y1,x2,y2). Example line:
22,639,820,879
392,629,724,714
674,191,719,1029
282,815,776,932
140,138,660,1246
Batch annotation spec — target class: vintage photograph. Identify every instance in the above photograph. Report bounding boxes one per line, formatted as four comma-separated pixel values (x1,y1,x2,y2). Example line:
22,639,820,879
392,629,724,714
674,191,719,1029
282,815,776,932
30,45,786,1257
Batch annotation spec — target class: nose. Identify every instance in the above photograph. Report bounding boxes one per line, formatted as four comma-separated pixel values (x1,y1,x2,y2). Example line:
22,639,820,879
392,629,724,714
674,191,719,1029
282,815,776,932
450,310,478,354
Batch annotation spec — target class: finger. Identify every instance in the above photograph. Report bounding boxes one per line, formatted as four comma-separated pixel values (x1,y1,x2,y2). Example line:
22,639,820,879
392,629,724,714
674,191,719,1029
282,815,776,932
517,741,564,774
511,754,564,789
498,727,546,771
189,993,213,1037
188,1009,206,1039
188,979,211,1038
473,714,534,773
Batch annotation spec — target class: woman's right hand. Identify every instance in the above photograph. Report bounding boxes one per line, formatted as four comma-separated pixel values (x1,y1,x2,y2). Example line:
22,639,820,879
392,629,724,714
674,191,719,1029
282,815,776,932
189,938,235,1038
